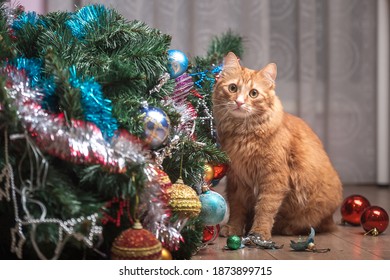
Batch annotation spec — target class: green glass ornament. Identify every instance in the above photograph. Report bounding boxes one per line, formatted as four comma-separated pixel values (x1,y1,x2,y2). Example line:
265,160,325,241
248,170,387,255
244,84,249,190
227,235,241,250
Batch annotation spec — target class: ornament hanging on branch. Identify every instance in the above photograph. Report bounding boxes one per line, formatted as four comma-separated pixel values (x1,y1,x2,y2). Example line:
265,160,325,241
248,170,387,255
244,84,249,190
202,224,220,244
204,163,214,184
168,177,201,232
198,185,226,226
361,206,389,236
161,247,173,260
212,163,228,181
140,105,171,150
167,49,189,79
111,221,162,260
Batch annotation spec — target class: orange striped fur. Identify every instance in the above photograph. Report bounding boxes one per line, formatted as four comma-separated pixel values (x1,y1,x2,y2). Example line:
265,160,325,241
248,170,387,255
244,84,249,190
213,52,343,240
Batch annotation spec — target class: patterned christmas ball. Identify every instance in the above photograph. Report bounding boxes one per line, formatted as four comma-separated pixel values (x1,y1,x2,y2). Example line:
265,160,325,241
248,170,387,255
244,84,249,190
141,106,170,149
167,49,189,79
341,194,371,226
168,178,201,218
199,189,227,226
111,223,162,260
360,206,389,235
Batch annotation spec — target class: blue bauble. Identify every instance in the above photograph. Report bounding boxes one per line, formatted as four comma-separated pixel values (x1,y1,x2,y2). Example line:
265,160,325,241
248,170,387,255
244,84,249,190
167,49,189,79
199,190,227,226
141,106,170,149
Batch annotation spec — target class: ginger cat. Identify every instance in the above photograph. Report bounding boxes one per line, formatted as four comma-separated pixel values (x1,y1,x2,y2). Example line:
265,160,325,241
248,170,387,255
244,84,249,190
213,52,342,240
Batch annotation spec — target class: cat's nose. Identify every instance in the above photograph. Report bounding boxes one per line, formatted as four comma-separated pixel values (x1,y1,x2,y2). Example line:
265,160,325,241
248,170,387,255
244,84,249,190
235,100,244,108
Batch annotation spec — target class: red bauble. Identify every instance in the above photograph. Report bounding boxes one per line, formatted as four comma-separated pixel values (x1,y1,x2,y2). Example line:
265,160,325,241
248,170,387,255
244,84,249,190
360,206,389,235
111,225,162,260
202,224,220,243
213,164,228,180
341,194,371,225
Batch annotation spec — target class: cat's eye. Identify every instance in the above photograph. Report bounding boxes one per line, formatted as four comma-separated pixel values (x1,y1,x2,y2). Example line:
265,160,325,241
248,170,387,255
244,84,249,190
249,89,259,98
228,83,238,93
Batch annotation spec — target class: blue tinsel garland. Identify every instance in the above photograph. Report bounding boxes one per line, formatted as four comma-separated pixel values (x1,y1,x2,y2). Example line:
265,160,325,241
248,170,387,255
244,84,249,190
65,5,109,40
69,66,118,140
14,57,118,140
12,11,45,30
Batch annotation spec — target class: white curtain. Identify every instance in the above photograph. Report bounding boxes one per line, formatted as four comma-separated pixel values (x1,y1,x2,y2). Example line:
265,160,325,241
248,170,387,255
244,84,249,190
47,0,379,184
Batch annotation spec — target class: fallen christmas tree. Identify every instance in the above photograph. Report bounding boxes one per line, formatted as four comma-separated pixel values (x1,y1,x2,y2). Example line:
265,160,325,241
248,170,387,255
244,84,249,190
0,3,242,259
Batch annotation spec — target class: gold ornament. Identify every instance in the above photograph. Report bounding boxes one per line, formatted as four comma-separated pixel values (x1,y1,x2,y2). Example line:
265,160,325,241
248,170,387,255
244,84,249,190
168,178,201,218
161,247,173,260
204,163,214,183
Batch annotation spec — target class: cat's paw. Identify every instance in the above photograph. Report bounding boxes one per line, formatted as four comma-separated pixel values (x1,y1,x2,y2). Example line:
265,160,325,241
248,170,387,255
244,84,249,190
219,225,242,237
249,227,272,240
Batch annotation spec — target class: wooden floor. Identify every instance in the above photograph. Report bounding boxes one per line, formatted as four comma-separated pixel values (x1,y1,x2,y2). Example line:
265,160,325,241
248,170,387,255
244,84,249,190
192,184,390,260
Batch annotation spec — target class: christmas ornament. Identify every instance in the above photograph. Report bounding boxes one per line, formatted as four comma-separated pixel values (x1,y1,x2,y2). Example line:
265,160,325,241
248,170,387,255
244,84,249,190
161,247,173,260
172,73,193,105
226,235,242,250
111,222,162,260
204,163,214,183
341,194,371,225
167,49,189,79
202,224,220,243
242,233,283,250
290,227,330,253
141,106,170,149
168,178,201,219
361,206,389,235
213,163,228,180
198,186,227,226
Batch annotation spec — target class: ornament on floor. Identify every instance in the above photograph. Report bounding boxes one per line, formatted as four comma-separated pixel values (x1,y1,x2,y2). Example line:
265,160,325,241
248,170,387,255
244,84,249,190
167,49,189,79
198,185,227,226
361,206,389,236
340,194,371,226
224,233,283,250
225,235,244,250
161,247,173,260
204,163,214,183
111,221,162,260
168,177,201,231
202,224,220,243
242,233,284,250
140,105,170,150
290,227,330,253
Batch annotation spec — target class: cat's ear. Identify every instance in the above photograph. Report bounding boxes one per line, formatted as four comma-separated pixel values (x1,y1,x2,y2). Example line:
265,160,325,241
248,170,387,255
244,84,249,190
223,52,241,71
262,63,277,82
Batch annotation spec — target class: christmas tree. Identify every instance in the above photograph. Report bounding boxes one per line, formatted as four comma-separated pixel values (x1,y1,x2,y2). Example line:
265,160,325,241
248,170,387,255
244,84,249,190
0,3,242,259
